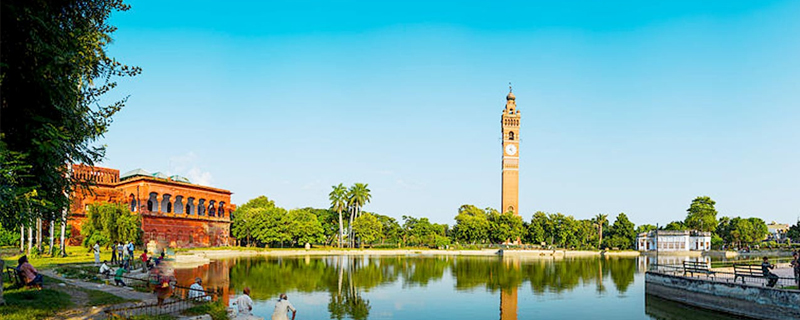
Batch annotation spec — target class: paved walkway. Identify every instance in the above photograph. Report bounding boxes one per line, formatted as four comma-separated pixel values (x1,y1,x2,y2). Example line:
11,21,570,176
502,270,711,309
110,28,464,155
41,269,157,302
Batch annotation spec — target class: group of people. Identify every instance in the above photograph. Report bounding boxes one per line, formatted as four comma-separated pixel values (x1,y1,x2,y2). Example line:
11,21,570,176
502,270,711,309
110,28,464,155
232,287,297,320
105,241,136,266
760,252,800,288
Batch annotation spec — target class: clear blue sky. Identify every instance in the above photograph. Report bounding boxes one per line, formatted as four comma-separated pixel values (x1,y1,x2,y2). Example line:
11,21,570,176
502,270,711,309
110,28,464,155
98,0,800,226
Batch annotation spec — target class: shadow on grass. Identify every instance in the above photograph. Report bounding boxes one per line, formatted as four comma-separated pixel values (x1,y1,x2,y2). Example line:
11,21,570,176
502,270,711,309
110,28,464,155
0,285,72,320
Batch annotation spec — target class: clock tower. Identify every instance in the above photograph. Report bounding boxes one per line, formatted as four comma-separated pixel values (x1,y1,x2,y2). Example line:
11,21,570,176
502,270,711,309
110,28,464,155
501,85,520,216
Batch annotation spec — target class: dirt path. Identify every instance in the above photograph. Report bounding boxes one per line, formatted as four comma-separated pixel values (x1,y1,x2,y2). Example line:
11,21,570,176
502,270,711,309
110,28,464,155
40,269,158,320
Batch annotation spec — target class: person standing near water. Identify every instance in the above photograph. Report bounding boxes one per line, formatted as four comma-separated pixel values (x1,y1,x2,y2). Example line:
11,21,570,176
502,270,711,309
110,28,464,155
93,242,101,264
271,293,296,320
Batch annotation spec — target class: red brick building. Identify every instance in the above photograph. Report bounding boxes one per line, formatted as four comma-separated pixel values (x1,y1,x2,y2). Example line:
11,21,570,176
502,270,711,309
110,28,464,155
69,164,234,248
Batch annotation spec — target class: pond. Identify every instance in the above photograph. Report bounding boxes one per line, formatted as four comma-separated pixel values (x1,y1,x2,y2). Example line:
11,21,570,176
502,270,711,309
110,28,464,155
173,255,739,320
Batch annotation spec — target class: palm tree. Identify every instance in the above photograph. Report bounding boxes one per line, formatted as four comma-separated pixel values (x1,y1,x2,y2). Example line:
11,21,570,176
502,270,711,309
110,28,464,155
329,184,348,248
347,183,371,247
595,214,608,249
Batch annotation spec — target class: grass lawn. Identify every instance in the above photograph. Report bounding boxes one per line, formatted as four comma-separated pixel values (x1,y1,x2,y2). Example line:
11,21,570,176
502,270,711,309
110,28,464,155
181,300,228,320
2,245,114,270
84,287,129,306
0,281,72,320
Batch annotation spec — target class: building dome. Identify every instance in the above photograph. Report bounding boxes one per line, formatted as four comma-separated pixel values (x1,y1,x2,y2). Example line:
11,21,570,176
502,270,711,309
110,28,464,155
506,91,515,101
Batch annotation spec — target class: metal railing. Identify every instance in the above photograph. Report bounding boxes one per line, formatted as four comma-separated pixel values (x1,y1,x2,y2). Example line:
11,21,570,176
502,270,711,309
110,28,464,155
55,264,219,319
649,263,799,289
103,284,219,319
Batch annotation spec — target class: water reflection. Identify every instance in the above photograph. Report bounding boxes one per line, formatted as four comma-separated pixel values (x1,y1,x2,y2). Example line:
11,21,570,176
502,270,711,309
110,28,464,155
173,255,738,320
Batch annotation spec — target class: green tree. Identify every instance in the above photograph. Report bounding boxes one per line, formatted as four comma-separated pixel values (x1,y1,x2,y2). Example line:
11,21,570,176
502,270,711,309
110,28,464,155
787,221,800,243
635,224,657,235
594,214,608,249
605,213,636,250
347,183,372,247
231,196,278,246
526,211,547,245
1,0,141,248
329,183,348,248
663,221,687,231
288,208,325,245
684,196,718,232
373,214,402,245
253,205,291,247
80,202,141,247
353,213,382,247
452,205,490,244
487,210,524,244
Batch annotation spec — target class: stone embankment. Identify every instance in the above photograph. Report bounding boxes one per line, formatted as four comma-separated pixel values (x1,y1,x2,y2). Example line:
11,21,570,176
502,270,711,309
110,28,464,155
174,248,639,267
645,271,800,320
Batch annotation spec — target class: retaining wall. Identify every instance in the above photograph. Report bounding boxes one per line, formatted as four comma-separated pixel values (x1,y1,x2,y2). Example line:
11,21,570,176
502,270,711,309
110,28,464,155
645,272,800,320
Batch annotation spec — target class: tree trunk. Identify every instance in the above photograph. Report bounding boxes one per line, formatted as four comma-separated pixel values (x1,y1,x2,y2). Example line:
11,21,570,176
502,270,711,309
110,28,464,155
348,207,355,248
49,220,55,255
338,209,343,249
20,224,25,253
598,225,603,249
27,225,33,255
36,218,43,253
60,209,67,257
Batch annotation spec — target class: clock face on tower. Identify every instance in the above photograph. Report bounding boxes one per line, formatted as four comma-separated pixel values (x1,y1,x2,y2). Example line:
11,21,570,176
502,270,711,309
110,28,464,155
505,144,517,156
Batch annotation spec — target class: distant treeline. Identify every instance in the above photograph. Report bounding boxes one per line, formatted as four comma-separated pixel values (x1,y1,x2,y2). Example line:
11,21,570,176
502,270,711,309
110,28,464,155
228,188,800,249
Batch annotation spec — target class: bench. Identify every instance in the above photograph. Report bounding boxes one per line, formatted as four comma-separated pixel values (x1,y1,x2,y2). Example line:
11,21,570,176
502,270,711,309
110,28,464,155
683,261,715,278
5,266,25,285
733,264,765,283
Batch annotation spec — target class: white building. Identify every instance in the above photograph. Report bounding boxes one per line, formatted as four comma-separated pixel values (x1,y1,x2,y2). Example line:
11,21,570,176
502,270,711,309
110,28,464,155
636,230,711,252
766,222,789,241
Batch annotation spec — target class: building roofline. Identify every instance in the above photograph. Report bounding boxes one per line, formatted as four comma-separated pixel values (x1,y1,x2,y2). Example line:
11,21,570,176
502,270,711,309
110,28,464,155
116,176,233,195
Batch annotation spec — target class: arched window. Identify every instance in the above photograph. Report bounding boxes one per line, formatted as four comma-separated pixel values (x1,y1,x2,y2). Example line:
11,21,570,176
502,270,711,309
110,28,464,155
129,194,136,212
509,131,515,140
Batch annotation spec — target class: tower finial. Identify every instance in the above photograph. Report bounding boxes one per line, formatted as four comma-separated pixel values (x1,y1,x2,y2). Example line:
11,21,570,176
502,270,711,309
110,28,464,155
509,82,512,93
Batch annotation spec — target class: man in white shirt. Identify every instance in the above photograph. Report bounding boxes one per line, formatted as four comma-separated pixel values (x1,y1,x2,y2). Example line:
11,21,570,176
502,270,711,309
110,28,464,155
99,260,112,278
233,287,254,317
188,277,211,301
93,242,101,264
272,293,296,320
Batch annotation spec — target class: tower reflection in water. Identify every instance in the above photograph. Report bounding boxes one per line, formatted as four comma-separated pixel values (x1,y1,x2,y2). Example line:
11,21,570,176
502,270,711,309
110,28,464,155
173,255,641,320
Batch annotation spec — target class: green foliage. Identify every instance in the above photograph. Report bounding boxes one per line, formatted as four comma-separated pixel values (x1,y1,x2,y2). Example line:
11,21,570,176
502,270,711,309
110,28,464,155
329,183,348,248
0,222,21,246
401,215,448,248
232,196,328,247
0,148,47,228
353,213,383,246
684,196,718,232
373,214,402,245
288,208,325,245
635,224,657,235
605,213,636,250
788,221,800,243
452,205,490,244
182,300,228,320
487,210,524,243
1,0,141,228
526,211,547,244
716,216,769,246
663,221,687,231
80,202,141,247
